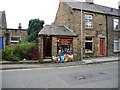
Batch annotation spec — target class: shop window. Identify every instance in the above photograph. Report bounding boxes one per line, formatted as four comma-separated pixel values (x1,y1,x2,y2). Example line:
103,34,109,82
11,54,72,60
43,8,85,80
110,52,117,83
85,14,93,29
114,39,120,52
10,37,21,42
85,37,93,53
113,18,119,31
57,38,73,54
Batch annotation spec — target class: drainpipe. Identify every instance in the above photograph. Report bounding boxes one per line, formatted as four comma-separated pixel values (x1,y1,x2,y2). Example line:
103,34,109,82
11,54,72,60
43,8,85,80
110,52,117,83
118,1,120,29
106,15,108,57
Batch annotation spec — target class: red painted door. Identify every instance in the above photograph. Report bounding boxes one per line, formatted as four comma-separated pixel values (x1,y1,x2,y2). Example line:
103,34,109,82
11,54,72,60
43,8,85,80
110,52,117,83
100,39,105,56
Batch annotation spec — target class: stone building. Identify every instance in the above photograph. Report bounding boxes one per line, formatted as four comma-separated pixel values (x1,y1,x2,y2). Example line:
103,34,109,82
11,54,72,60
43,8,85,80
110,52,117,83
38,0,120,60
0,11,27,49
54,0,120,58
38,25,78,59
107,2,120,56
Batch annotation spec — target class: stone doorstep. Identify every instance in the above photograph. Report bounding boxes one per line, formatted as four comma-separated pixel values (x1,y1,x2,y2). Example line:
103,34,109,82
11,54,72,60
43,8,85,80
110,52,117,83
43,59,52,61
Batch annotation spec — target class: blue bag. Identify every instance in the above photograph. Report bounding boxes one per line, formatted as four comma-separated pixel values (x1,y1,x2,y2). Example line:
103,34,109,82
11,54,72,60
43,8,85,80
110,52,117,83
60,56,65,63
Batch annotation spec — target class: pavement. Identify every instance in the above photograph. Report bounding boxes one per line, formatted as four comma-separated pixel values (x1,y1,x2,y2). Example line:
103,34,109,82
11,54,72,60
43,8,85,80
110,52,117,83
0,56,119,70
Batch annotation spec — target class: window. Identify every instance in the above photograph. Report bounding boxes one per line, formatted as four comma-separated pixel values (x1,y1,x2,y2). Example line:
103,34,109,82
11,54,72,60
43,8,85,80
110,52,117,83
10,37,21,42
85,37,93,53
114,39,120,52
57,38,73,54
113,18,119,30
85,14,93,28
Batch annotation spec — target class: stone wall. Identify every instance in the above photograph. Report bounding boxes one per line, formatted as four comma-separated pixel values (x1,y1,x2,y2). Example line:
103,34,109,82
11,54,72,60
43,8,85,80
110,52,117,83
52,37,57,57
38,35,44,60
0,28,27,47
54,2,107,57
83,12,107,57
107,16,120,56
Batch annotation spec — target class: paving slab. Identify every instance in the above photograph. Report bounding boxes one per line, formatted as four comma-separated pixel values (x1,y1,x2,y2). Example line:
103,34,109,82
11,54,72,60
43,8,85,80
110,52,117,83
0,56,119,70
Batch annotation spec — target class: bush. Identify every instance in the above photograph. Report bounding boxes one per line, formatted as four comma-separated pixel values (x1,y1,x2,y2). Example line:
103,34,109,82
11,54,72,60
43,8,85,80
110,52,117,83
2,42,37,61
13,42,36,59
2,47,20,61
28,47,39,60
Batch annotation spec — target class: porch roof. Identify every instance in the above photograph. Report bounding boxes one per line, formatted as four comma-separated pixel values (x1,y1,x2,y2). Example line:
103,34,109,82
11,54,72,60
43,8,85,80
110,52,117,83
38,25,78,37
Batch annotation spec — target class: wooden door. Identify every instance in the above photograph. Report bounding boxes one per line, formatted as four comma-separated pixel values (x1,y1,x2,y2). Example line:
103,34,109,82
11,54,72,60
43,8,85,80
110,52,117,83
0,37,4,49
100,38,105,56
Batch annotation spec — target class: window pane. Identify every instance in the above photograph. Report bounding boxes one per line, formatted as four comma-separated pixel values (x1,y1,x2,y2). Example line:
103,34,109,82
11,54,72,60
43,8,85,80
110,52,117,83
11,37,20,42
85,20,92,27
57,38,73,54
85,15,92,19
86,37,92,41
113,19,119,30
114,39,119,52
85,15,93,28
85,42,92,51
114,42,119,51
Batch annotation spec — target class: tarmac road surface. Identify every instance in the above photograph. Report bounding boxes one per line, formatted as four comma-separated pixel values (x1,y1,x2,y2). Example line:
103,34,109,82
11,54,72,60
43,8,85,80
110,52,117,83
1,62,119,88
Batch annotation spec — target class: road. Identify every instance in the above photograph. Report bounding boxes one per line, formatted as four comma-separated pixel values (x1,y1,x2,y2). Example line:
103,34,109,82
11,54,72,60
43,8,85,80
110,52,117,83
1,62,119,88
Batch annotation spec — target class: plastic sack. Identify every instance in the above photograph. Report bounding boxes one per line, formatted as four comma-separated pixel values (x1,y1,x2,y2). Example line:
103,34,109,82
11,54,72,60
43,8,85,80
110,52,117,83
60,56,65,63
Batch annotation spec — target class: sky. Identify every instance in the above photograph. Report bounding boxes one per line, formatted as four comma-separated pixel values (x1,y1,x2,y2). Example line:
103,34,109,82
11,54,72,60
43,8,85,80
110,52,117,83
0,0,120,29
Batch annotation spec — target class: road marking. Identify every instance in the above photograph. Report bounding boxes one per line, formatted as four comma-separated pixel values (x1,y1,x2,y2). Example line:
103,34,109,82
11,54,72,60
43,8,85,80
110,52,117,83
1,61,118,72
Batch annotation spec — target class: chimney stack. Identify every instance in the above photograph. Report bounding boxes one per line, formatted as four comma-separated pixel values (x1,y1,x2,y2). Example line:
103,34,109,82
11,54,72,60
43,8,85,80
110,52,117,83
18,23,22,29
86,0,94,4
60,0,76,2
1,11,7,29
118,1,120,9
118,1,120,16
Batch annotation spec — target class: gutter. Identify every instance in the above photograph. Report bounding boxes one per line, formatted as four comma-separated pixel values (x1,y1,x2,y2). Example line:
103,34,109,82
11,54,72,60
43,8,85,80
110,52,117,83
73,8,120,17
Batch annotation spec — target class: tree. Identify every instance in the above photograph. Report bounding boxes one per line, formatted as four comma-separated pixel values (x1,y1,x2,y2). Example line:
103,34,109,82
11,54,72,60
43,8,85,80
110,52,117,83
27,19,44,43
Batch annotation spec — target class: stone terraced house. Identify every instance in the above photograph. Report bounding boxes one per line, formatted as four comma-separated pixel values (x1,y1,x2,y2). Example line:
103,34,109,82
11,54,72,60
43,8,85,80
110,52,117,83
39,0,120,60
0,11,27,49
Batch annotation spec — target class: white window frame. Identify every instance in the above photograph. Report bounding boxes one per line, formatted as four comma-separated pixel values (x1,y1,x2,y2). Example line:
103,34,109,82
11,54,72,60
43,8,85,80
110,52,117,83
10,37,21,43
85,14,93,29
113,18,119,31
85,37,94,53
114,39,120,52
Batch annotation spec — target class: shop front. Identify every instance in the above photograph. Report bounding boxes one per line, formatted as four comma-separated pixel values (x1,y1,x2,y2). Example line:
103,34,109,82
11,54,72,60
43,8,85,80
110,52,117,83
57,38,73,55
38,25,78,60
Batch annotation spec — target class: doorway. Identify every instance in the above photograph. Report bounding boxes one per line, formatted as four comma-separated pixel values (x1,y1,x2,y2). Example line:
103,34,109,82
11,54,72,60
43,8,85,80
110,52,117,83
100,38,105,56
43,36,52,59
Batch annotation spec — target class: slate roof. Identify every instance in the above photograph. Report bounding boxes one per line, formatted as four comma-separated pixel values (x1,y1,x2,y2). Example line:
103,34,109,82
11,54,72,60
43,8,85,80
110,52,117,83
66,2,120,16
0,11,7,28
38,25,78,36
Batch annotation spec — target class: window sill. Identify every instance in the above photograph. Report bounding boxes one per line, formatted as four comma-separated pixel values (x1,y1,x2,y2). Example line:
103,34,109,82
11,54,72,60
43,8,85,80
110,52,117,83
85,27,93,30
113,29,120,31
10,41,19,43
85,51,93,53
114,51,120,53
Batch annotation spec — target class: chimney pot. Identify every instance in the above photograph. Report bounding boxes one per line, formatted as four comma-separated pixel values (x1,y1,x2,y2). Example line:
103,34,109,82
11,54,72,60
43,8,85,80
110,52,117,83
86,0,94,4
118,1,120,9
60,0,76,2
18,23,22,29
